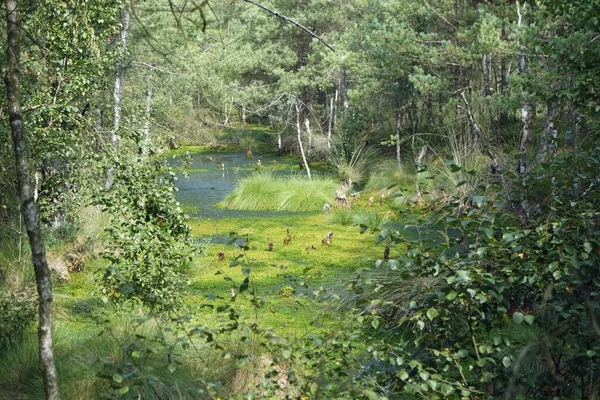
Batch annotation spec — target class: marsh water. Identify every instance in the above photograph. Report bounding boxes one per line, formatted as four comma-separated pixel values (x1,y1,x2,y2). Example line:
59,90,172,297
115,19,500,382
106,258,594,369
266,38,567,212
170,151,313,220
170,151,457,250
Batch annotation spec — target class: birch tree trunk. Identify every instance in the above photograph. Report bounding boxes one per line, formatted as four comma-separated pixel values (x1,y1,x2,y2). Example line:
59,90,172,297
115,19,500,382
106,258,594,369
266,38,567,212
112,1,130,148
516,1,531,174
395,112,402,166
327,89,337,151
142,75,153,156
304,116,312,159
415,145,428,205
295,103,311,179
106,1,130,190
536,102,558,163
3,1,60,398
339,68,349,115
327,90,336,150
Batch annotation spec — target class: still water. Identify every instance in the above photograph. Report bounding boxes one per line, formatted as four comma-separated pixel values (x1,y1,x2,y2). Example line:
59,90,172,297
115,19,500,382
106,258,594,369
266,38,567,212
169,152,312,219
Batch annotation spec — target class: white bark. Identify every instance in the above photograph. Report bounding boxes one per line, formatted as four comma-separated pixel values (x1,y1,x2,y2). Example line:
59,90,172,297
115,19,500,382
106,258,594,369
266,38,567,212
4,1,59,397
142,75,153,155
107,1,130,190
295,103,311,179
517,1,531,174
304,117,312,158
327,92,335,150
112,1,130,150
415,145,428,204
277,132,282,153
395,113,402,166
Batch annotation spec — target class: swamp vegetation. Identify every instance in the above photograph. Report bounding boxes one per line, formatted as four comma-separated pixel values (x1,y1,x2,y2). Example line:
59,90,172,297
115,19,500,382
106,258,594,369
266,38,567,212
1,0,599,399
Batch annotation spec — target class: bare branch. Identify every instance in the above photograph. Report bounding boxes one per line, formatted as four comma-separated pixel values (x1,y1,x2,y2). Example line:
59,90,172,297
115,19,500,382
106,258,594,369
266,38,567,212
241,0,335,53
422,0,457,31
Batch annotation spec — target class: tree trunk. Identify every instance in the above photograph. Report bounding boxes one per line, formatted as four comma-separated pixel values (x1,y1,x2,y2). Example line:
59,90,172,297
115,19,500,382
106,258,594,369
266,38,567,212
112,1,130,149
304,116,312,159
536,102,558,163
3,1,60,398
395,112,402,166
106,1,130,190
327,90,335,150
516,1,531,174
339,68,348,115
142,75,153,156
295,103,311,179
460,91,501,173
415,145,428,204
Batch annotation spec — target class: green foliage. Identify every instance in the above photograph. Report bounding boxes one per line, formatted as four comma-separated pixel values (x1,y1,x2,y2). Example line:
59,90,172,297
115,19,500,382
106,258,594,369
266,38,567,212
223,172,338,212
345,146,600,398
94,153,195,310
0,289,37,349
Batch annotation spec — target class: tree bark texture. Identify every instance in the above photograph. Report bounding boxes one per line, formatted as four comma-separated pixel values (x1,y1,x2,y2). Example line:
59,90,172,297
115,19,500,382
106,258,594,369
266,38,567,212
339,68,348,114
395,112,402,166
327,92,334,150
112,1,130,148
142,75,153,155
295,103,311,179
536,102,558,163
460,92,501,173
106,1,130,190
304,117,312,159
3,1,60,398
516,1,531,174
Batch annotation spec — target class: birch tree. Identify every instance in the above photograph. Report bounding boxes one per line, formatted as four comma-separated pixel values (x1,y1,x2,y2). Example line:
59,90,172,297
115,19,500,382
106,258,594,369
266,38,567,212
3,1,59,397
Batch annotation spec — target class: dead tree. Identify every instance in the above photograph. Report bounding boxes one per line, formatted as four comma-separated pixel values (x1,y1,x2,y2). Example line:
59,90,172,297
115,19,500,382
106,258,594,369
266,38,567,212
459,92,501,174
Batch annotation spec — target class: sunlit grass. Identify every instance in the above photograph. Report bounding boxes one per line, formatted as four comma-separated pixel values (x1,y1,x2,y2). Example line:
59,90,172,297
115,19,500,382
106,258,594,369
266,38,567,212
222,172,339,212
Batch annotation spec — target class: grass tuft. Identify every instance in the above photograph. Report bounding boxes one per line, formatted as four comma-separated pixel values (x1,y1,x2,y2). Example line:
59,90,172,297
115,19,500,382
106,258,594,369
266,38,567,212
222,172,339,212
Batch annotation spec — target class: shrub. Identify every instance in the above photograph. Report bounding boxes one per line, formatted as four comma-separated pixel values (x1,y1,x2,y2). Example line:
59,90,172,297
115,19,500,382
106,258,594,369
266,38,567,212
0,289,36,349
342,145,600,398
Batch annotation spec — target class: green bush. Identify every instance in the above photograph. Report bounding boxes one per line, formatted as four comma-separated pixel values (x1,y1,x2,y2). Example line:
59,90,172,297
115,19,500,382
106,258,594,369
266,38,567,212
0,289,36,349
343,145,600,398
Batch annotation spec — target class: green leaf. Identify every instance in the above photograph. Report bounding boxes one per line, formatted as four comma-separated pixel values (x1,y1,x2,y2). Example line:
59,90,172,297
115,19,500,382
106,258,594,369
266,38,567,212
444,160,461,172
523,314,535,324
512,312,524,324
428,380,439,391
502,356,512,368
362,389,381,400
282,349,291,359
112,374,123,383
117,386,129,395
168,364,176,374
477,247,487,257
371,318,380,329
398,370,409,380
441,384,454,396
584,242,593,253
426,308,439,321
471,195,485,208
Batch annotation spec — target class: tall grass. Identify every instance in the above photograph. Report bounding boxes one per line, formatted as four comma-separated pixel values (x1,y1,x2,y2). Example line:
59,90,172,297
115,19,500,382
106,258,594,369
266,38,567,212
328,137,376,187
223,172,338,212
0,304,237,399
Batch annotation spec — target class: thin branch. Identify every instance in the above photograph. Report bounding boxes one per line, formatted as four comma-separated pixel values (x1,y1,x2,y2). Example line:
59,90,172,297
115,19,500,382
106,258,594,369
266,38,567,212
241,0,335,53
422,0,457,31
132,61,178,75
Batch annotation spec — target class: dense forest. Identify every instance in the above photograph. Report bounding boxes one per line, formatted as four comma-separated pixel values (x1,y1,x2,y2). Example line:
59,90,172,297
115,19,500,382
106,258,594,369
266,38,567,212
0,0,599,398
